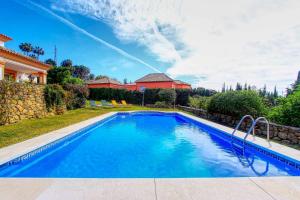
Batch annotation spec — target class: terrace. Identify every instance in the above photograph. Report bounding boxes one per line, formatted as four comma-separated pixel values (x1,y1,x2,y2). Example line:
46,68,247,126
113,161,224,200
0,34,50,84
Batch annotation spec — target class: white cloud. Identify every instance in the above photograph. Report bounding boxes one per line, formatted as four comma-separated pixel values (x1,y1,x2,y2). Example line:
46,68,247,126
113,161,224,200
52,0,300,92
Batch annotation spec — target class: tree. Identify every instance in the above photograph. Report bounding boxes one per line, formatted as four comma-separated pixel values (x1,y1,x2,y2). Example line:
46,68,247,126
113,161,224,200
19,43,33,55
72,65,90,80
29,54,37,59
235,82,243,91
123,78,128,84
47,66,72,84
95,75,108,80
274,86,278,98
88,74,95,80
288,70,300,95
268,85,300,127
192,87,217,96
33,46,44,59
263,84,267,96
45,58,57,66
61,59,73,68
221,83,226,92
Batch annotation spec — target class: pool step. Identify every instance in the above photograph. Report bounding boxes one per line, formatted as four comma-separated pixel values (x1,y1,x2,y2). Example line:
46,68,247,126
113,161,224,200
231,142,244,154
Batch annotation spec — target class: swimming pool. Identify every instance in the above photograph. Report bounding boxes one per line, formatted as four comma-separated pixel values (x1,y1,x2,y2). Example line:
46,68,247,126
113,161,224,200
0,112,299,178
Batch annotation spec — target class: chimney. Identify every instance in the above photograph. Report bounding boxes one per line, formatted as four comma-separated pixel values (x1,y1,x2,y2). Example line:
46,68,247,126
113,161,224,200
0,34,12,47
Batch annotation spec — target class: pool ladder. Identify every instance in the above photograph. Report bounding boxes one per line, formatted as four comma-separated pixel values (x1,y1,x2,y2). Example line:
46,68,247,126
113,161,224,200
231,115,270,151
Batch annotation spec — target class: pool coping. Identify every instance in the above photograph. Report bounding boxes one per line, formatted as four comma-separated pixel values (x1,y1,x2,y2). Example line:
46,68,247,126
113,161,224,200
0,110,300,169
0,177,299,200
0,111,300,200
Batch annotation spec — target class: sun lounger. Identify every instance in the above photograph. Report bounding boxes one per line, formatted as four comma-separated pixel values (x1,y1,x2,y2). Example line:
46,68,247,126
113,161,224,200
101,100,113,107
90,100,101,107
111,100,122,106
121,100,130,106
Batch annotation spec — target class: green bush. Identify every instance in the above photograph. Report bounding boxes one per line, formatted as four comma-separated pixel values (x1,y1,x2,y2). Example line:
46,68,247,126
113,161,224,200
44,84,65,112
158,89,176,105
207,90,266,118
188,96,211,110
63,84,89,109
153,101,169,108
268,87,300,127
62,77,84,85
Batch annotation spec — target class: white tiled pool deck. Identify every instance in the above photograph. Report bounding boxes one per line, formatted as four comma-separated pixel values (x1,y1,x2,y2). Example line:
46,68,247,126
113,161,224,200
0,111,299,200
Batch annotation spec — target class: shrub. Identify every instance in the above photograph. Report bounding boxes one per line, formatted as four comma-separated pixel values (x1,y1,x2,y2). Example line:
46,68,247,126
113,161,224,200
208,90,266,118
44,84,65,113
188,96,211,110
158,89,176,105
153,101,169,108
191,87,217,96
62,77,84,85
268,87,300,127
63,84,89,109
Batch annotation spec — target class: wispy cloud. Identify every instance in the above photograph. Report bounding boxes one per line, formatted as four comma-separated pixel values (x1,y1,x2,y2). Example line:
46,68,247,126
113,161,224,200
24,0,162,73
51,0,300,91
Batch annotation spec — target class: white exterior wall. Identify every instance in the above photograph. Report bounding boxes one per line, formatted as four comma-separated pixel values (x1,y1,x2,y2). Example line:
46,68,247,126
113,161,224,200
16,72,38,83
0,66,3,80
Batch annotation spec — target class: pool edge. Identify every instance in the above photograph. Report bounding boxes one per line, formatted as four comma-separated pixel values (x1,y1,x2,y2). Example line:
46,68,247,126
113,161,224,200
0,110,300,171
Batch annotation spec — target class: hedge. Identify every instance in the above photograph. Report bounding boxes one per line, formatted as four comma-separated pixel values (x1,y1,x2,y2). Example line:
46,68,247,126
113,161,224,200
88,88,193,105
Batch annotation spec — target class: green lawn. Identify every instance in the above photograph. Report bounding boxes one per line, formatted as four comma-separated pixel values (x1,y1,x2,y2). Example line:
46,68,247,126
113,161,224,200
0,105,176,148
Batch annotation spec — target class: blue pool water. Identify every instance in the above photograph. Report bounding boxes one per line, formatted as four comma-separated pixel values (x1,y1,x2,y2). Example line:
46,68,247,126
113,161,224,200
0,112,299,178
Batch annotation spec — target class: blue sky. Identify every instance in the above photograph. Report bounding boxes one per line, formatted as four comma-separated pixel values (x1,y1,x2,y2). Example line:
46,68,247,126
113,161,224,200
1,0,300,92
0,0,170,83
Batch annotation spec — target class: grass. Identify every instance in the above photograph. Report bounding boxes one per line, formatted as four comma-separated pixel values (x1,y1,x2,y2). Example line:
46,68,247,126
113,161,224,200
0,105,177,148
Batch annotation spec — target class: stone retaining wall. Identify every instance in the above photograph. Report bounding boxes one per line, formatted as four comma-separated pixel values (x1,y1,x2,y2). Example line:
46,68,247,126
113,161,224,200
177,105,300,147
0,81,48,125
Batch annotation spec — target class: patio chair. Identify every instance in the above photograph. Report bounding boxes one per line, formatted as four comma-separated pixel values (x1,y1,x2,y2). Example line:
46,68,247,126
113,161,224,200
90,100,101,108
101,100,113,107
121,100,131,106
111,100,122,106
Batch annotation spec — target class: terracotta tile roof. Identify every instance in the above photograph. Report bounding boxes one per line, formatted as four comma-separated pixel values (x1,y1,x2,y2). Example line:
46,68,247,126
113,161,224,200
0,34,12,42
0,46,51,70
135,73,174,82
86,77,122,85
174,80,190,85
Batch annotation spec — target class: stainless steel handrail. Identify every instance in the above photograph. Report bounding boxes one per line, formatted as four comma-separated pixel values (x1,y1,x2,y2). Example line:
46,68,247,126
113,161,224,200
231,115,255,140
246,117,270,142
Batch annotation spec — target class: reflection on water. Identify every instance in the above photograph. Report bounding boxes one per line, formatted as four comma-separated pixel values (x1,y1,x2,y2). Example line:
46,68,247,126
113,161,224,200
231,147,270,176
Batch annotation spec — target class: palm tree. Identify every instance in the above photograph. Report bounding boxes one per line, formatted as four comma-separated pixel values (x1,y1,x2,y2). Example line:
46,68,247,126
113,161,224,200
29,54,37,59
19,43,33,55
33,46,44,60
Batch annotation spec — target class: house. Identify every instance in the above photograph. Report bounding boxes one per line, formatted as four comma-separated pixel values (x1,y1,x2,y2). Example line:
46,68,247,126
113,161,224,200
87,73,192,90
0,34,50,84
129,73,191,90
86,77,123,89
